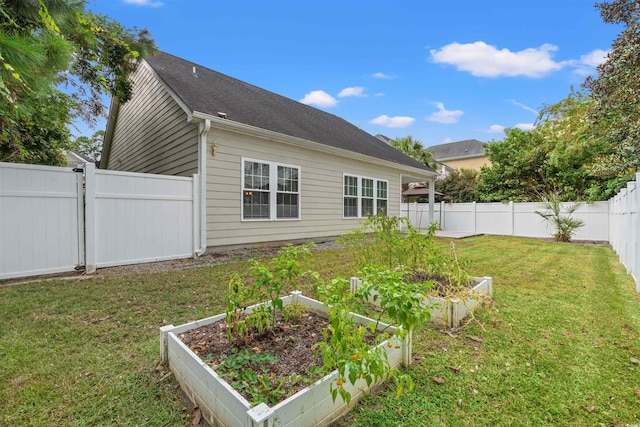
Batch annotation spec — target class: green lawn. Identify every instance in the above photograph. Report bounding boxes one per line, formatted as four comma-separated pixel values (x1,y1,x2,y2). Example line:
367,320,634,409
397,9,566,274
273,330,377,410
1,236,639,426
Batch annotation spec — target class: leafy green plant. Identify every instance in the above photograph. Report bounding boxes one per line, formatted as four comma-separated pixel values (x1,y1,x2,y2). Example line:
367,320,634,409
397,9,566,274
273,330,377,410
315,282,391,404
355,265,432,334
214,349,312,405
339,215,411,269
341,217,473,294
315,269,430,404
282,301,307,322
225,274,252,344
224,243,319,345
535,192,585,242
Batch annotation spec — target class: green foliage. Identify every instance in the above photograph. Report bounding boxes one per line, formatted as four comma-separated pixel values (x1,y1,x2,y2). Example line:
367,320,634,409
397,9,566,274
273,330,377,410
583,0,640,182
340,217,473,291
339,215,412,269
389,135,436,170
225,274,251,345
72,130,104,160
315,279,392,405
214,349,312,405
478,92,619,202
535,192,585,242
435,168,479,202
0,89,74,165
355,265,431,334
224,243,318,344
0,0,156,165
281,301,307,322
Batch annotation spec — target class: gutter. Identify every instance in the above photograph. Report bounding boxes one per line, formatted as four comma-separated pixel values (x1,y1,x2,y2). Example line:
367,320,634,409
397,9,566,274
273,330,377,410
191,111,437,179
196,118,211,256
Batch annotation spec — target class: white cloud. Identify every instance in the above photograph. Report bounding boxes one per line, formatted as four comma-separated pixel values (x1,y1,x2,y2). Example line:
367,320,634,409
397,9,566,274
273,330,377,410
338,86,366,98
487,124,506,133
509,99,538,115
368,115,416,128
123,0,164,6
299,90,338,108
374,92,385,97
515,123,535,131
572,49,609,76
372,72,395,79
443,137,453,143
581,49,609,67
428,102,464,124
430,41,565,78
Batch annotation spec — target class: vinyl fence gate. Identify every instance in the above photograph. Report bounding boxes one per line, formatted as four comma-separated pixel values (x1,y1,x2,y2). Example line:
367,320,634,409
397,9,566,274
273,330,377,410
0,161,198,280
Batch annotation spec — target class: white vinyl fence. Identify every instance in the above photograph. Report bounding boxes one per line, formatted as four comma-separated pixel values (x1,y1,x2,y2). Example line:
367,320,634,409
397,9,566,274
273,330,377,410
609,173,640,292
402,201,610,241
0,162,85,279
0,162,198,280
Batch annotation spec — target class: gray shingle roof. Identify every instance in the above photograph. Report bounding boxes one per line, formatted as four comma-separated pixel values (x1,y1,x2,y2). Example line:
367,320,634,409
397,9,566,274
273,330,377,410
145,52,433,173
428,139,485,161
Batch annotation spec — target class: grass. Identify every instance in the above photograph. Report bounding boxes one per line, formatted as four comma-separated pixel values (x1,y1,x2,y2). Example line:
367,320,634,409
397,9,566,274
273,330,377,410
1,236,639,426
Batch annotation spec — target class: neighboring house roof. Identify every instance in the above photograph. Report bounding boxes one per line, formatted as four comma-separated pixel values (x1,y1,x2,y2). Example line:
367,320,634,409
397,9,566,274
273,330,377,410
64,151,94,166
402,186,443,197
142,52,433,173
375,134,392,143
428,139,485,161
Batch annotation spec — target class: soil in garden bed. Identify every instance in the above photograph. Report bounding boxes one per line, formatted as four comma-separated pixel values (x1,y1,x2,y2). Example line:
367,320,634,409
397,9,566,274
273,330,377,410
178,310,330,405
407,271,480,297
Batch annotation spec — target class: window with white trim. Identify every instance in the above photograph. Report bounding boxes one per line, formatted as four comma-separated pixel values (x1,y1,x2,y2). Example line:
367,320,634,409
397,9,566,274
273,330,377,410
343,174,389,218
243,159,300,220
377,180,388,215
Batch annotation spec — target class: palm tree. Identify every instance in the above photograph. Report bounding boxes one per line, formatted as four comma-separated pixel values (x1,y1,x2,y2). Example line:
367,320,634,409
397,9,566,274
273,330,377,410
389,136,436,170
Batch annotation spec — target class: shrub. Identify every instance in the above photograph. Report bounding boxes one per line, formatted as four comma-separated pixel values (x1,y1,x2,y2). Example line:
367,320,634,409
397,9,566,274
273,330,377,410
535,192,585,242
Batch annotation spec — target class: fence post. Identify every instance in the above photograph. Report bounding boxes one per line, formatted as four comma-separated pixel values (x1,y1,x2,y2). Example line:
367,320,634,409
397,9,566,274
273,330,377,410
440,200,445,230
472,201,477,233
509,201,514,236
192,173,200,256
636,173,640,292
84,163,96,274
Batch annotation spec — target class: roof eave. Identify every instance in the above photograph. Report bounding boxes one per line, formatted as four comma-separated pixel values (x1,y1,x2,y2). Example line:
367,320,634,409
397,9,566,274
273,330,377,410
191,111,436,179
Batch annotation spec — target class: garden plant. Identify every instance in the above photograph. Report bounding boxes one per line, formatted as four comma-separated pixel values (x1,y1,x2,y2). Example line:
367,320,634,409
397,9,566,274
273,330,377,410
535,192,585,242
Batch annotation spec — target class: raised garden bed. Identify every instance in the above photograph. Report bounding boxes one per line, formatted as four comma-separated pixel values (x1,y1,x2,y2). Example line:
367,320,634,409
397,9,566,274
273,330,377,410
160,291,412,427
350,276,493,329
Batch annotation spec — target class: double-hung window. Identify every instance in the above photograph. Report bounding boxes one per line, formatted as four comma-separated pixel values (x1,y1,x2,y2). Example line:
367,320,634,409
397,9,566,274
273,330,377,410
243,158,300,220
343,174,388,218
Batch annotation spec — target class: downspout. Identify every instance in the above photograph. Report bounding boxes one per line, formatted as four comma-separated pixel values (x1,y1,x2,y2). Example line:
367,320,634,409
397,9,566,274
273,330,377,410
196,119,211,256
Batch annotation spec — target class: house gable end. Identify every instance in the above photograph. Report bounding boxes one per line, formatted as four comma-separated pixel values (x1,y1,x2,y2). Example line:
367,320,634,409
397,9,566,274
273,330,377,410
102,60,199,177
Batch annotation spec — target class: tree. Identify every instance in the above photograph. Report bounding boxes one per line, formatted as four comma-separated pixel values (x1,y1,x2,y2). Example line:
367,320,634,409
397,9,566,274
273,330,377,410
583,0,640,183
477,91,616,202
389,136,436,170
0,0,155,165
435,169,479,202
477,128,549,202
73,130,104,160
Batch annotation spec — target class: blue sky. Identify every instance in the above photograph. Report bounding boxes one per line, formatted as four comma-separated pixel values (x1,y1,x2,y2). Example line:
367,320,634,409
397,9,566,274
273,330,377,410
84,0,621,148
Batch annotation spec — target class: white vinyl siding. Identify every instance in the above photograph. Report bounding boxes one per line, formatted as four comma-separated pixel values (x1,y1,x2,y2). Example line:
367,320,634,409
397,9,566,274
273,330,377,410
343,174,389,219
242,158,300,221
206,127,424,248
106,63,198,176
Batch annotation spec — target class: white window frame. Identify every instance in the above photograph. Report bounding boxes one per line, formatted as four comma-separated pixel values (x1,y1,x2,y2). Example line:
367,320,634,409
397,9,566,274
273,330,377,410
242,158,301,221
342,173,389,219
